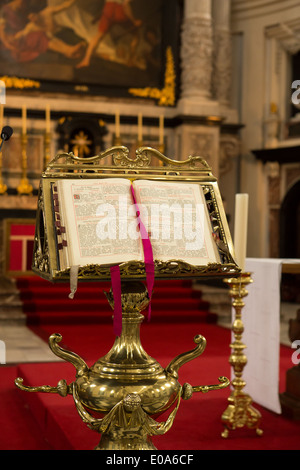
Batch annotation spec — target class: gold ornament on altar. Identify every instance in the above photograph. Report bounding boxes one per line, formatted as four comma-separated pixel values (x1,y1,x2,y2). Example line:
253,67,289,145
71,130,92,158
129,47,176,107
0,75,40,90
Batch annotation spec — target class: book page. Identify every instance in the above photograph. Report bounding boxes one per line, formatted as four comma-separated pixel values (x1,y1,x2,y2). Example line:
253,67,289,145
133,180,220,265
56,178,143,267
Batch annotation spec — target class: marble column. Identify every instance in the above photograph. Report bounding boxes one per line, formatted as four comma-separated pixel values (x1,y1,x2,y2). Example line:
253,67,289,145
179,0,218,114
175,0,221,177
212,0,232,107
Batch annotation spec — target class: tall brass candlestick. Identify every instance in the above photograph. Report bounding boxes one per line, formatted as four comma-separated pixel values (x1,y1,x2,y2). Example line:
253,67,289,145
44,105,51,168
158,115,165,157
113,110,122,146
0,104,7,194
44,132,51,169
0,149,7,194
221,272,263,438
17,111,33,195
137,113,143,147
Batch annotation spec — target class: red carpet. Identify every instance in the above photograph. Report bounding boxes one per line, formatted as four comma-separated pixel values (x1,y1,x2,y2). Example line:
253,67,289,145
0,276,299,451
16,276,217,326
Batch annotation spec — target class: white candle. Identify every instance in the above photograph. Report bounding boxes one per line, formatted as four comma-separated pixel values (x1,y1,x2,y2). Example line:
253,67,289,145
233,193,249,271
22,104,27,135
138,113,142,142
159,115,164,145
46,104,50,134
115,110,120,138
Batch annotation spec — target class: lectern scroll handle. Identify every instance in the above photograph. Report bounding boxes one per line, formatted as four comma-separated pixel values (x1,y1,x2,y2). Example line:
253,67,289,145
164,334,230,400
181,377,230,400
15,333,89,396
165,335,207,379
15,377,71,397
48,333,88,377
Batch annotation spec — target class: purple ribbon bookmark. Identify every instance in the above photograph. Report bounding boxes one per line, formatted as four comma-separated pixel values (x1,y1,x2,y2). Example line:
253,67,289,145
130,183,154,321
109,183,155,337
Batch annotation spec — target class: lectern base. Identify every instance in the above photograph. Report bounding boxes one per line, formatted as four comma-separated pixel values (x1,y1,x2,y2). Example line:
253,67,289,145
15,281,230,450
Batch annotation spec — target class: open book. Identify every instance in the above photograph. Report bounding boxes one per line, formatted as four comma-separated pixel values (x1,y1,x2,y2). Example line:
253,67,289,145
52,178,220,271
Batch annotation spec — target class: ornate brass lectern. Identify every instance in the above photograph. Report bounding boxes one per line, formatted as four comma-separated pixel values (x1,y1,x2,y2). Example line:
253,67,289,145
15,146,240,450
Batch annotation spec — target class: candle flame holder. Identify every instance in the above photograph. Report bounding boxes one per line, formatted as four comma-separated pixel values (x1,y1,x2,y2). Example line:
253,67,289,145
221,272,263,438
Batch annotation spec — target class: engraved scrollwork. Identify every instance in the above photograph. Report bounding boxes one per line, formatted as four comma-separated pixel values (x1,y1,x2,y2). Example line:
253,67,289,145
32,185,50,274
105,281,150,314
46,146,211,172
48,146,129,167
32,240,50,274
113,147,151,168
53,260,240,282
154,260,239,276
136,147,211,170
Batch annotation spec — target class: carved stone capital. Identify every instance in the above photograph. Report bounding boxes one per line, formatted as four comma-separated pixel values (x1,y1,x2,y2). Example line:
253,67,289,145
266,21,300,54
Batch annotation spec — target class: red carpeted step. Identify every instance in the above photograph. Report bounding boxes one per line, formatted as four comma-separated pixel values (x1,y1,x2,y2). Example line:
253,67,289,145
17,285,199,301
23,307,215,326
21,296,209,313
0,366,52,450
16,275,216,326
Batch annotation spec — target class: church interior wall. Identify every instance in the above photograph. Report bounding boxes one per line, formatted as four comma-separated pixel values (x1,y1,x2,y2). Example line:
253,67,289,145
230,0,300,258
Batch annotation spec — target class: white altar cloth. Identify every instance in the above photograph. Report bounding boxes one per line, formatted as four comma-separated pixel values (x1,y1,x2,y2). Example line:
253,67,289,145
232,258,300,414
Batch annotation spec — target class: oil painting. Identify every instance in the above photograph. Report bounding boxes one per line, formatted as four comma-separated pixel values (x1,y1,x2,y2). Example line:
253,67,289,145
0,0,179,96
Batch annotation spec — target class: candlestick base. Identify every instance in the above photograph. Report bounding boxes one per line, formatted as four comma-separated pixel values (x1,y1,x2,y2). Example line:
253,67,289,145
113,135,122,146
0,179,7,194
221,391,263,438
17,178,33,195
221,272,263,438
